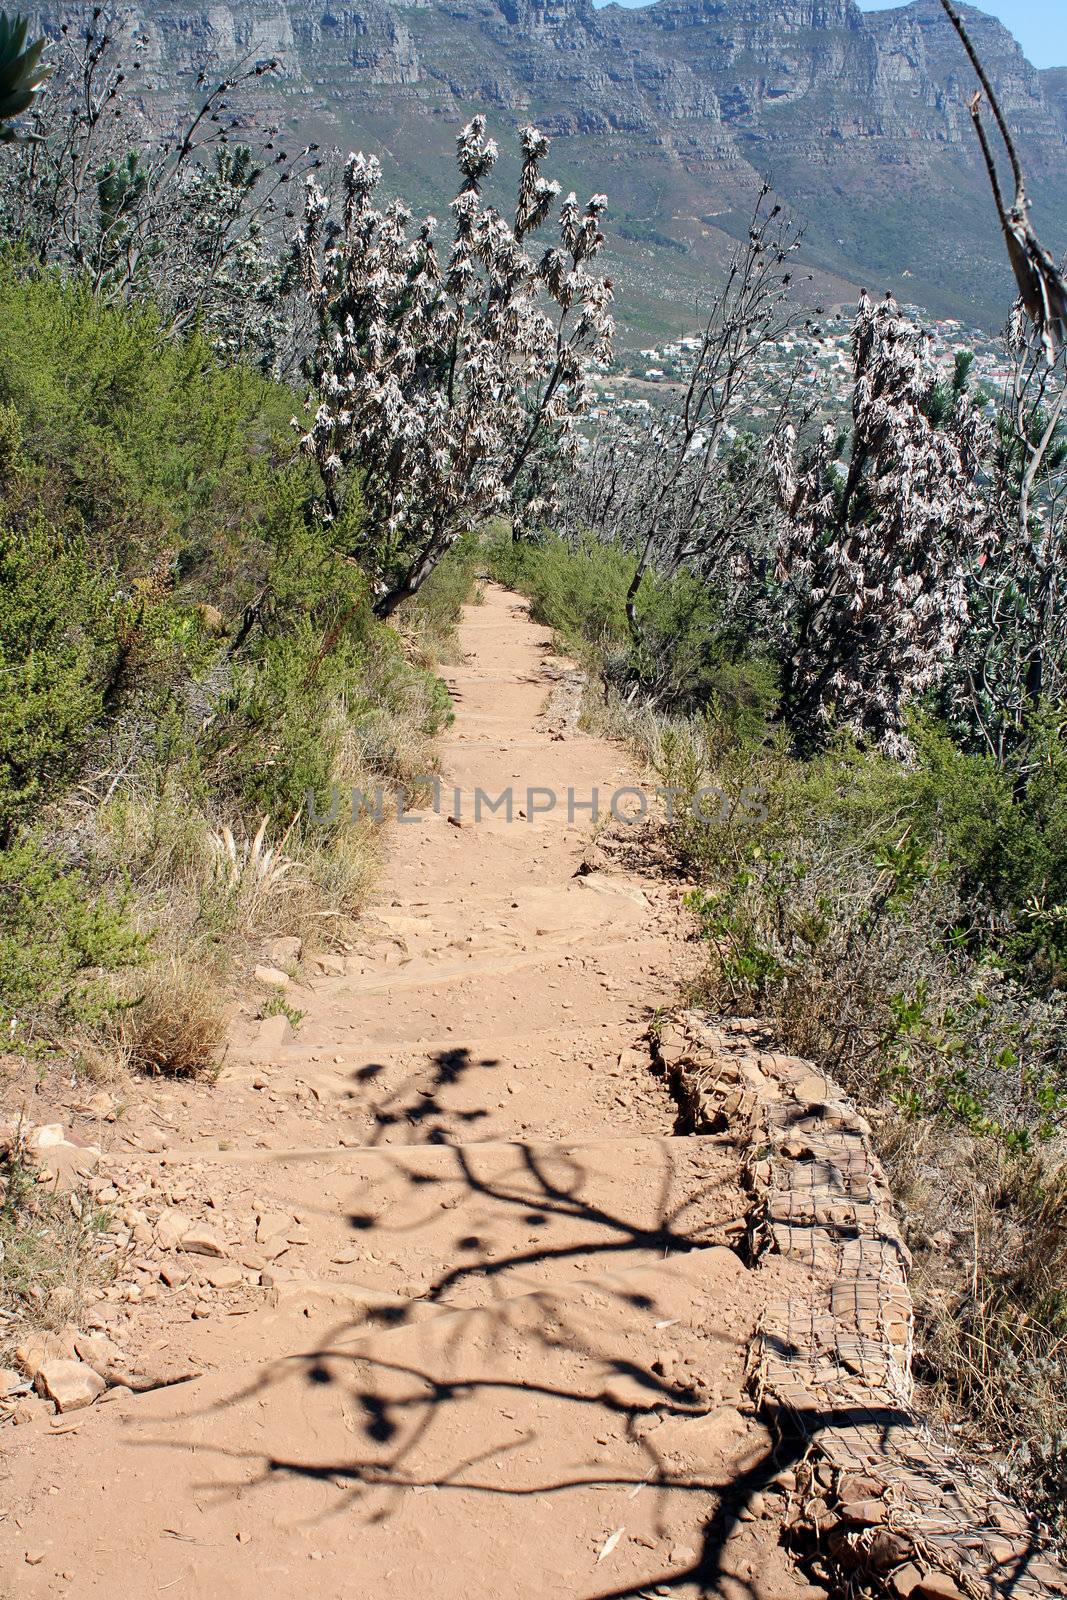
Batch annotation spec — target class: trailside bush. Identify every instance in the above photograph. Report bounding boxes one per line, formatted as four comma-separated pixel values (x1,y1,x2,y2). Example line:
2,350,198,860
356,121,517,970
0,836,143,1022
0,516,127,842
0,267,476,1046
491,532,631,657
0,261,296,594
490,531,778,718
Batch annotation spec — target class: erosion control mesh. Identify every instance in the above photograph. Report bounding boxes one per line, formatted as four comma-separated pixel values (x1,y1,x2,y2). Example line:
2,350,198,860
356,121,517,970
657,1012,1067,1600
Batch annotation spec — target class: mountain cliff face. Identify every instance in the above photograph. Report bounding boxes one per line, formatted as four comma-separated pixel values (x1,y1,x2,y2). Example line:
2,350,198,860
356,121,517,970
1043,66,1067,134
29,0,1067,339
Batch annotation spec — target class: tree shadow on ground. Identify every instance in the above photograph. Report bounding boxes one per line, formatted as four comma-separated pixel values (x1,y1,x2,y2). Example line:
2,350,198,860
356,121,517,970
343,1045,502,1147
132,1044,857,1597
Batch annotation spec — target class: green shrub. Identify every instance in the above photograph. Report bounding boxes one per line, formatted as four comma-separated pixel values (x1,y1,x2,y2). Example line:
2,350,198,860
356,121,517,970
490,531,632,657
491,530,777,720
0,516,129,841
0,835,143,1024
0,261,297,592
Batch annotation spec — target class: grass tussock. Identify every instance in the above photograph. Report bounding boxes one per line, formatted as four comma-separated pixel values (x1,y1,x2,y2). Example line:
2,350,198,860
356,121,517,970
116,955,229,1080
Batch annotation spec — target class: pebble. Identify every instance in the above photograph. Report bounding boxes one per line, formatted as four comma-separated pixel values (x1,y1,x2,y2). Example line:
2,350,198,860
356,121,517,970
180,1226,228,1258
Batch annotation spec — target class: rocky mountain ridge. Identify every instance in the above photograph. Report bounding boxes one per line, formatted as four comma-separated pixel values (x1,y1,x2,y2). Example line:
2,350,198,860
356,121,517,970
30,0,1067,338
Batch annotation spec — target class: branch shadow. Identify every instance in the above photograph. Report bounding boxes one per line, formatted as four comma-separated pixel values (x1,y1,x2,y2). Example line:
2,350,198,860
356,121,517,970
127,1043,823,1594
342,1045,502,1148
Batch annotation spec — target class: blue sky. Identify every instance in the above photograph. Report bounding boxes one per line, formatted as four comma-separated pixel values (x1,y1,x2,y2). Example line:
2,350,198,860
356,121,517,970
856,1,1065,69
594,1,1066,70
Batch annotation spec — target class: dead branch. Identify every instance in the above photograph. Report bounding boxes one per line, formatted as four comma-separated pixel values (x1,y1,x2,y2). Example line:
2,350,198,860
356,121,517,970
939,0,1067,361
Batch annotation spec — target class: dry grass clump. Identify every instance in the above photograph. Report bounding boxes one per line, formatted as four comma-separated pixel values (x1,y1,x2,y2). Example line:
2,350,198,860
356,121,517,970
114,955,228,1079
0,1132,110,1362
880,1114,1067,1542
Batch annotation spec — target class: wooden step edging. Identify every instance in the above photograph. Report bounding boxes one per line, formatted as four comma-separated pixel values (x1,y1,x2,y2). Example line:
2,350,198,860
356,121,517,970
652,1010,1067,1600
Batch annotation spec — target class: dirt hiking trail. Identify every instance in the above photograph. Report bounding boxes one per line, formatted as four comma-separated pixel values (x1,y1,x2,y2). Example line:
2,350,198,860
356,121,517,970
2,585,813,1599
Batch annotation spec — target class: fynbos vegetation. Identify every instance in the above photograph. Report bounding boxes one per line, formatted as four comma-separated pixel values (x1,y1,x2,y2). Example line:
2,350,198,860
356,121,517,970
0,0,1064,1565
295,118,612,616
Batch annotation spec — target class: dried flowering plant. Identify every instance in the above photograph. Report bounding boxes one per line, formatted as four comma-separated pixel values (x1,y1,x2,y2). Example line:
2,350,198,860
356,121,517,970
0,12,313,372
946,312,1067,762
773,291,994,755
294,116,614,618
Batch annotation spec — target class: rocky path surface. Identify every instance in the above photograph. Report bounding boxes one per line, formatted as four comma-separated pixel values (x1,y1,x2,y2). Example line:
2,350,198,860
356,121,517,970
1,586,812,1599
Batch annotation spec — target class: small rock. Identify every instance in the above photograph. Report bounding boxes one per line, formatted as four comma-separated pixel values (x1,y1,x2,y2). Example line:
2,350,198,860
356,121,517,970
252,1014,294,1056
868,1531,912,1571
25,1550,45,1566
255,1213,289,1247
15,1331,76,1378
315,952,346,976
254,965,290,990
72,1333,122,1376
26,1123,66,1152
181,1225,228,1258
0,1366,23,1396
840,1497,885,1525
259,1266,292,1290
154,1208,190,1250
84,1091,117,1121
29,1132,102,1192
35,1360,106,1413
914,1578,965,1600
197,1262,244,1290
269,936,302,967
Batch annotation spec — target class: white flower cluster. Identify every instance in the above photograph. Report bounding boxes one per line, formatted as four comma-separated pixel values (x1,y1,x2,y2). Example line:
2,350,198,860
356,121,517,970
294,116,614,616
773,291,994,753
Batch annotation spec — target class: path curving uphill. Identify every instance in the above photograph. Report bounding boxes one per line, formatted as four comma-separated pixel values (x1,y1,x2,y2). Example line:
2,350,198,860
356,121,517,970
2,586,815,1599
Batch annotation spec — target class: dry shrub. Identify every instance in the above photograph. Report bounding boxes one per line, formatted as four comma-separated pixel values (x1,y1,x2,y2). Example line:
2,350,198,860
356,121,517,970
879,1113,1067,1541
115,956,227,1079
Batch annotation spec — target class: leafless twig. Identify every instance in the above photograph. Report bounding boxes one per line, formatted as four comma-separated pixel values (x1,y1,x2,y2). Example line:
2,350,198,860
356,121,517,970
939,0,1066,361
